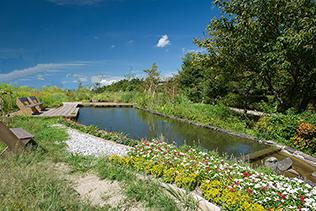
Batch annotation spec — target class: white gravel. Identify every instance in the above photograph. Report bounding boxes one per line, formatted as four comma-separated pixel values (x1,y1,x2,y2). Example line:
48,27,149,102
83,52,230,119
64,127,130,157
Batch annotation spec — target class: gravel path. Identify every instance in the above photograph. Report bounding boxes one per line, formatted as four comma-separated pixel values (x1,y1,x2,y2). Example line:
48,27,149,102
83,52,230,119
64,128,130,157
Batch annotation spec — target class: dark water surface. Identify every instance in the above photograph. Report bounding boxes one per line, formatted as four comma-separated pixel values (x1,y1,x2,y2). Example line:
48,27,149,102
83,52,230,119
77,107,268,157
77,107,316,183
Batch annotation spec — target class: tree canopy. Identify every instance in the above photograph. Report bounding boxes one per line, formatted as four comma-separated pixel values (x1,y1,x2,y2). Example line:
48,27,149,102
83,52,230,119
194,0,316,112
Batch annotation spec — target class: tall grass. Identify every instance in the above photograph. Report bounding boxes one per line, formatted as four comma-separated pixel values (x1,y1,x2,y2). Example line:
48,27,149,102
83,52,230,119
0,116,107,210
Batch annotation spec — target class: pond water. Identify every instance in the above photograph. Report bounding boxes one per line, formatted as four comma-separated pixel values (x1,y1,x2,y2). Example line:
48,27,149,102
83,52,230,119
77,107,268,157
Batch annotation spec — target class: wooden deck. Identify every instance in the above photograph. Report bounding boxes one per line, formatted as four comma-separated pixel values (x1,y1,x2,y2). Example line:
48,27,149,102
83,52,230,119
80,102,136,107
29,102,136,118
32,102,81,118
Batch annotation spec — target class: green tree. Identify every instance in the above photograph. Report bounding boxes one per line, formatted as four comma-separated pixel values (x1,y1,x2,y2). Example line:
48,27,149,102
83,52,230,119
195,0,316,112
178,53,204,103
143,63,160,94
124,67,136,81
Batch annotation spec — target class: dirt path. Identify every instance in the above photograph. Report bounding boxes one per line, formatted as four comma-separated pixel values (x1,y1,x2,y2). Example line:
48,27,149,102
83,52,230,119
55,162,146,210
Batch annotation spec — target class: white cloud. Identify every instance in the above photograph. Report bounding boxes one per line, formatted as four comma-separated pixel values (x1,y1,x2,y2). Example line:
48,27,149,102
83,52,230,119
47,0,104,6
91,75,123,86
156,35,170,48
79,77,87,82
0,63,84,82
100,79,117,86
91,76,101,83
111,45,115,48
126,40,134,44
94,36,99,40
73,74,80,77
37,74,44,80
66,74,71,78
165,49,169,52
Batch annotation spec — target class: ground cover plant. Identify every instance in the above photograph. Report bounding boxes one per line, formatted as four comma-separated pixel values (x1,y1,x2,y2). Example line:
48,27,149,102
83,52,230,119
110,140,316,211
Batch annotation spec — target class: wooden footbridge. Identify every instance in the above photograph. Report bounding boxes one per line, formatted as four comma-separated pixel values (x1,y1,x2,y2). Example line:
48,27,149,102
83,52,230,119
31,102,136,118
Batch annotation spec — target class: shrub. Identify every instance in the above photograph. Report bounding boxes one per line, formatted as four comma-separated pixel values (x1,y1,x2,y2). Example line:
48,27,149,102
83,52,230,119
289,122,316,154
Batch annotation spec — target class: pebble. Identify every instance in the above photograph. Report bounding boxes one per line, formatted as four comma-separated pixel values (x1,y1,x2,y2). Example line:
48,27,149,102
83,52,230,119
64,128,130,157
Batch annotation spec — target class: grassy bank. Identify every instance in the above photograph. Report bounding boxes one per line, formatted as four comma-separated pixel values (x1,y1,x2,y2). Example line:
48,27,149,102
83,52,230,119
0,116,199,210
121,92,316,158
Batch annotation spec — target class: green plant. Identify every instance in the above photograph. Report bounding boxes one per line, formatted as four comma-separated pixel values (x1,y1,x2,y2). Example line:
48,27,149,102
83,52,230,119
66,153,96,173
164,184,201,211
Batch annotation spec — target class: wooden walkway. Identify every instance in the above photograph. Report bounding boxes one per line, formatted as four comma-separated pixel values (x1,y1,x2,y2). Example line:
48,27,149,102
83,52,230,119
80,102,136,107
29,102,136,118
32,102,81,118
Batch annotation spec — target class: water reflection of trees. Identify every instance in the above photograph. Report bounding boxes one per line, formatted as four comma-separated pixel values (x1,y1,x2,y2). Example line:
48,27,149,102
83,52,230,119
136,109,267,155
79,108,267,156
137,110,176,144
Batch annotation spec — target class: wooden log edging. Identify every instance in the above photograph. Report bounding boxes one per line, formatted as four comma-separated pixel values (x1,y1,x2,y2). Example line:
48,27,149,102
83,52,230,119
135,107,316,168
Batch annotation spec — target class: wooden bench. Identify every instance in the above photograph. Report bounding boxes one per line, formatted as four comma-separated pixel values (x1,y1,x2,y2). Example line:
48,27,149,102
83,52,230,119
16,97,39,115
0,120,34,155
28,96,45,111
16,96,45,115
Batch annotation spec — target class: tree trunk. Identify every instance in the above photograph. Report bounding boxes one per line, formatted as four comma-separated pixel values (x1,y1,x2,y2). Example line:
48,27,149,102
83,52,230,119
299,96,312,113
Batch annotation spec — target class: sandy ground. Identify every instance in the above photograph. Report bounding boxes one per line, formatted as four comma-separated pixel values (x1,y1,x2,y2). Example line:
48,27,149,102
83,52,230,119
54,162,220,211
55,162,146,210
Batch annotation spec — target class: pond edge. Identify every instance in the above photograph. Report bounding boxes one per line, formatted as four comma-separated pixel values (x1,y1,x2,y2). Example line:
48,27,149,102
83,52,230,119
135,107,316,168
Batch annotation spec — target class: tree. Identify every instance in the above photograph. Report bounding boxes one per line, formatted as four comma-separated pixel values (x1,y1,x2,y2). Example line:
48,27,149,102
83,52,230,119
162,74,181,108
178,53,205,103
195,0,316,112
124,67,136,81
143,63,160,94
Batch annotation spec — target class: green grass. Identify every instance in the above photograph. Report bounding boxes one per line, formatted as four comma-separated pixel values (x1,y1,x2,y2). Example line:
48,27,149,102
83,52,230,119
1,116,198,210
96,156,200,211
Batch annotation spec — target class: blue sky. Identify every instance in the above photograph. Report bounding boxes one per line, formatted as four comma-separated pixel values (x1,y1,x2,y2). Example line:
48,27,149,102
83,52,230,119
0,0,219,90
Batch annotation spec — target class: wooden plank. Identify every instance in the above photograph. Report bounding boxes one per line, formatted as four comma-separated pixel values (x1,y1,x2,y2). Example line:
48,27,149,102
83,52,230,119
10,128,34,140
0,120,27,151
30,102,80,118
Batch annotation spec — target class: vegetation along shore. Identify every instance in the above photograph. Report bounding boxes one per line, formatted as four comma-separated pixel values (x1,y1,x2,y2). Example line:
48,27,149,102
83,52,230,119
1,0,316,210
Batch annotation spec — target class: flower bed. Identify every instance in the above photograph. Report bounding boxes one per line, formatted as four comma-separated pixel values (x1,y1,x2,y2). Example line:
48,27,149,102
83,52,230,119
60,118,316,210
113,140,316,211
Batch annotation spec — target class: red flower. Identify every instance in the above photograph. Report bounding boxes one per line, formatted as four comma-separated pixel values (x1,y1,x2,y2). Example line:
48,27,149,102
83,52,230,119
221,161,224,164
262,187,266,191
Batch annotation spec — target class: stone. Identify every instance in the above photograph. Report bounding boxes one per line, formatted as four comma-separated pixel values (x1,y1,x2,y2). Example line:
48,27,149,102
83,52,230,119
286,168,300,176
311,171,316,178
264,157,278,169
276,157,293,171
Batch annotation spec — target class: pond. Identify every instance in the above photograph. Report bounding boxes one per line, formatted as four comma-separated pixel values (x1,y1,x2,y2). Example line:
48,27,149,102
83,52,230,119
77,107,268,157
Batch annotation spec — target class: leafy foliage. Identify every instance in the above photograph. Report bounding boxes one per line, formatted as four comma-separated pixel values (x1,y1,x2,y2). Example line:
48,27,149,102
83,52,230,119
194,0,316,112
